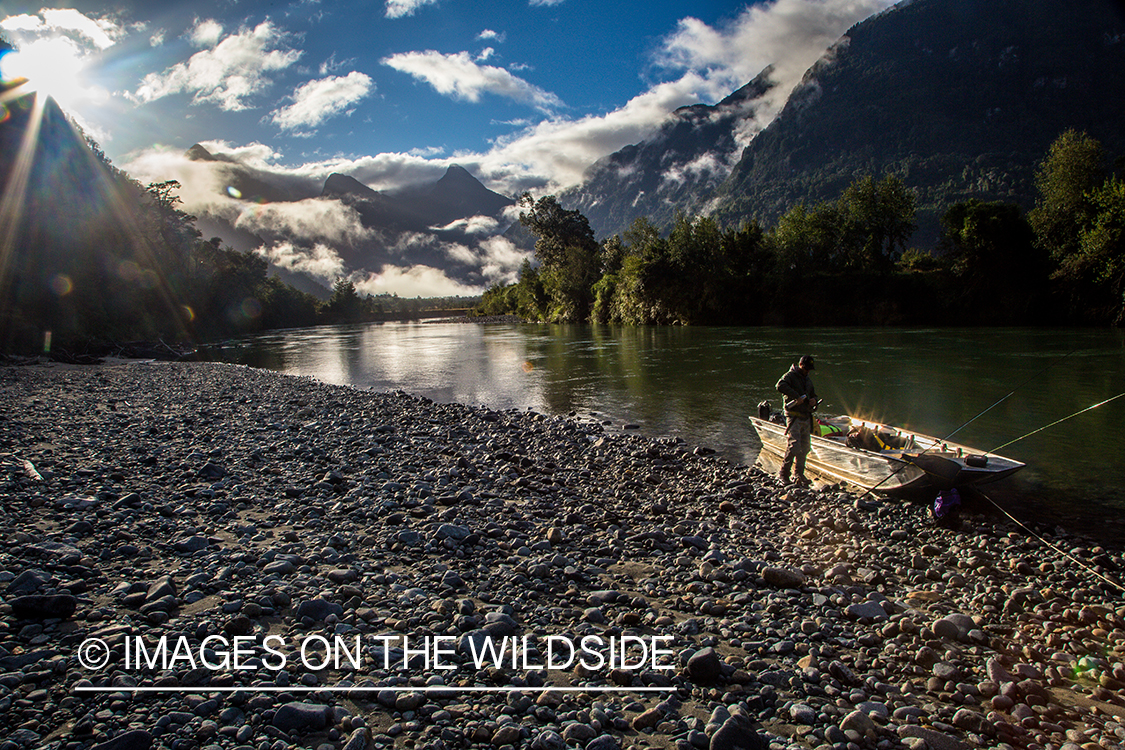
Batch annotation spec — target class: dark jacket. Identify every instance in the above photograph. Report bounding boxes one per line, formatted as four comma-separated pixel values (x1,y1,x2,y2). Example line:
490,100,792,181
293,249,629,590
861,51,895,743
776,365,816,415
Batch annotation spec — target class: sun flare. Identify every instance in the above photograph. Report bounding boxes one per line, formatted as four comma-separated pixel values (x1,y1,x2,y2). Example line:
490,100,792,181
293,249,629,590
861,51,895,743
0,37,93,112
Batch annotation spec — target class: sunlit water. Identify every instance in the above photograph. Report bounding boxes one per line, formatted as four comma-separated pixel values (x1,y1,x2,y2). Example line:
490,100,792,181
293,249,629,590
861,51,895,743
209,323,1125,534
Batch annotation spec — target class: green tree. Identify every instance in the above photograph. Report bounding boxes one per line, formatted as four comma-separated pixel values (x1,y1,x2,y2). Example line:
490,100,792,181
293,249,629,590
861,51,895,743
941,200,1036,277
769,201,843,278
324,278,365,321
1072,177,1125,324
940,200,1046,321
1029,130,1105,264
518,194,600,322
837,174,917,272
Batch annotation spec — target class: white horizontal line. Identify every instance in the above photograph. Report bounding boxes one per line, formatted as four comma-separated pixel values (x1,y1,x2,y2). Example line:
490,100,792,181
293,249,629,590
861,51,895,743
74,685,675,693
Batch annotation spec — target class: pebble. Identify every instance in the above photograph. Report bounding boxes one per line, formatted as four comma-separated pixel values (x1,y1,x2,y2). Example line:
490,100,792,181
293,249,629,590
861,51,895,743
0,361,1122,750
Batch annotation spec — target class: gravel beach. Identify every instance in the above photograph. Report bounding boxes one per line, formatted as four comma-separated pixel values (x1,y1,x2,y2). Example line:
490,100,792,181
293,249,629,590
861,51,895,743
1,361,1123,750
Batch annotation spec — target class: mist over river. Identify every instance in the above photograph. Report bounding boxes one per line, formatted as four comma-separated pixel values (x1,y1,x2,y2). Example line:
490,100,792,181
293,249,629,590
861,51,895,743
209,323,1125,536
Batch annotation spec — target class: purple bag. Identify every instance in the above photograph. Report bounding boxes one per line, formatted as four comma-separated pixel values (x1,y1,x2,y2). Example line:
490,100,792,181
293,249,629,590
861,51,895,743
933,488,961,519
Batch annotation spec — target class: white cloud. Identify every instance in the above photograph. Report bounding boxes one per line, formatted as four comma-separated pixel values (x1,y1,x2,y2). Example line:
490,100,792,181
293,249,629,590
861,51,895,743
0,14,42,33
385,0,439,19
655,0,896,135
131,21,302,111
1,9,124,51
120,145,365,247
271,71,373,130
190,18,224,48
255,241,344,283
471,74,714,193
436,215,500,234
354,265,484,297
198,140,285,168
382,50,562,111
528,0,566,6
230,199,372,245
150,29,165,46
477,236,529,282
477,29,505,43
659,152,730,190
443,243,478,265
40,8,121,49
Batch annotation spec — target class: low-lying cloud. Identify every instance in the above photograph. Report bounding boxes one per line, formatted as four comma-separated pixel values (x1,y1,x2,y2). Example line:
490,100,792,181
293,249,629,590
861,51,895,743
255,241,345,283
435,215,502,235
354,265,483,297
229,199,372,246
656,0,896,138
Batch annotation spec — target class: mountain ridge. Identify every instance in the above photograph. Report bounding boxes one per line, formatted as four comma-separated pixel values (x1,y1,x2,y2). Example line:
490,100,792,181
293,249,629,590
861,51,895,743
561,67,776,239
710,0,1125,242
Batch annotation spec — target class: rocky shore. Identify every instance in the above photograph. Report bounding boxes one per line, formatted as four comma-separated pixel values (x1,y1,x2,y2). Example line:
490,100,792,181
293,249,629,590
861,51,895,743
1,361,1123,750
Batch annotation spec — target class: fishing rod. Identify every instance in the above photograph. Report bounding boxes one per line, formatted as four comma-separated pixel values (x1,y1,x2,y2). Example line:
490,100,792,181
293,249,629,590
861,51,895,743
857,389,1125,501
970,391,1125,595
988,392,1125,453
936,347,1080,444
853,347,1082,498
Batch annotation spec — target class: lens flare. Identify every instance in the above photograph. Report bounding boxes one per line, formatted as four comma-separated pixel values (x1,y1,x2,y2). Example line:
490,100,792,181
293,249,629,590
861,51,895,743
240,297,262,319
49,274,73,296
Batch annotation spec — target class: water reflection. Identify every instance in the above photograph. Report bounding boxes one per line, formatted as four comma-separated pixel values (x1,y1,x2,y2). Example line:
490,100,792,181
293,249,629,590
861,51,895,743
213,323,1125,527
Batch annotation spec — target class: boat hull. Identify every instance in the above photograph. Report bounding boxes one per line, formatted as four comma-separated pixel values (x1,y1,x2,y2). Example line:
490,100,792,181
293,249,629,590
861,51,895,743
750,416,1025,492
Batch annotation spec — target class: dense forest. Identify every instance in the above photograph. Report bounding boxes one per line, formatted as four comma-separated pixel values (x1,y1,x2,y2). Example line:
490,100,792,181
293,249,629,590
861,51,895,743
475,131,1125,327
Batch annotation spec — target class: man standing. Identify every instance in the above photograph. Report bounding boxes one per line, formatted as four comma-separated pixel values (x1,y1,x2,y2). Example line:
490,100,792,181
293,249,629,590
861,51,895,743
775,355,819,486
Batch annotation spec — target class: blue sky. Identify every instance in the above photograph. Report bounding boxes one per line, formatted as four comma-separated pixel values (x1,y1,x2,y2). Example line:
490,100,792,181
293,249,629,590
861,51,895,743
0,0,894,295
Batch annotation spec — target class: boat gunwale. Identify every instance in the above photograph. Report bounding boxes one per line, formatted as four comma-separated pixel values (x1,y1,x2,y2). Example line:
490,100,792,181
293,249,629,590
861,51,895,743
748,414,1025,491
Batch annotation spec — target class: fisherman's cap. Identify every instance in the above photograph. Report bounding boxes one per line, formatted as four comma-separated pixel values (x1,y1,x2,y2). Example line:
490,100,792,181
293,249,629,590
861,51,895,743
799,355,815,370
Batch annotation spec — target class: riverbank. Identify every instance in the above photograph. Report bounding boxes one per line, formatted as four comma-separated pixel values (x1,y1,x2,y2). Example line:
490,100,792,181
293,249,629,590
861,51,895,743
1,361,1123,750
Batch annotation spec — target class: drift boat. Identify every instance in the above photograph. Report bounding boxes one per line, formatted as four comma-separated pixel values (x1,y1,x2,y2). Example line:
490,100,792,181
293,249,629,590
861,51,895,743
749,410,1025,492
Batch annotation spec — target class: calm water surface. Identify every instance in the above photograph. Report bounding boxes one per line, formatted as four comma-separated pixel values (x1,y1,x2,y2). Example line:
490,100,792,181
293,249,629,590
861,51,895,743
212,324,1125,531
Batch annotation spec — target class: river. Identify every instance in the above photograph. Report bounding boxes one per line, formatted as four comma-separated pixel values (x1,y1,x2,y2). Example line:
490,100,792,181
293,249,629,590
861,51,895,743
208,323,1125,534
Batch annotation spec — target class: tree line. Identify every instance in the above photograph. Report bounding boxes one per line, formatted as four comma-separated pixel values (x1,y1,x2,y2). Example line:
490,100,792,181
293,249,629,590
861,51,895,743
475,130,1124,327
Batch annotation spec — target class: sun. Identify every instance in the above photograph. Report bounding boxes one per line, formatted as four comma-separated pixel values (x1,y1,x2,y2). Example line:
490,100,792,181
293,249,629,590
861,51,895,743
0,37,92,113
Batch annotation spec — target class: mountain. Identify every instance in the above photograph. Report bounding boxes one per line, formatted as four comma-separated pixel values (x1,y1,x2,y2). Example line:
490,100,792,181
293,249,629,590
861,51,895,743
0,90,245,348
186,143,319,204
188,157,518,294
320,165,515,232
561,69,775,238
394,164,515,227
711,0,1125,244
